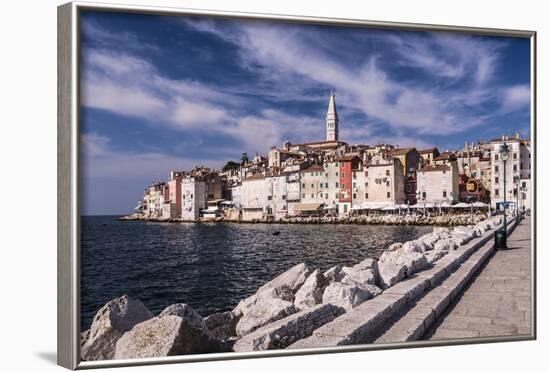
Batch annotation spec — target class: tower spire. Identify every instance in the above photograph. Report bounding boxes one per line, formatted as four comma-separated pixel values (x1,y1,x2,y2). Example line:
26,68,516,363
326,90,339,141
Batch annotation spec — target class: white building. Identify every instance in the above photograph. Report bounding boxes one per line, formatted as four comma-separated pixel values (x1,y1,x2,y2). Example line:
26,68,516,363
417,162,459,204
490,134,531,210
326,91,339,142
181,177,206,221
363,158,406,206
265,174,288,220
240,174,268,221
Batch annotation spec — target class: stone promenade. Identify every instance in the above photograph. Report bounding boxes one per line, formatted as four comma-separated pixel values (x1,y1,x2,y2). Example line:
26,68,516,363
425,217,532,340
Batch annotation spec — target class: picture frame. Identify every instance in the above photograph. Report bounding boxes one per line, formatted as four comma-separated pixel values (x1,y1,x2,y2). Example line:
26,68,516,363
58,1,536,369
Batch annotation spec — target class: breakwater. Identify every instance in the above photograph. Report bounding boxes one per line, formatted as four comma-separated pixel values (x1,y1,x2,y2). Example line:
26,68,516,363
80,214,507,361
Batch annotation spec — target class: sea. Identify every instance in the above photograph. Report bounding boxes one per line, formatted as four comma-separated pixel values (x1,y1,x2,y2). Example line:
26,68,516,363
80,216,432,330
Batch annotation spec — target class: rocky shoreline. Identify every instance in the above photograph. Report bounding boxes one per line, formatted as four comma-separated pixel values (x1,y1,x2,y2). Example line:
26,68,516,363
81,215,503,361
117,212,490,226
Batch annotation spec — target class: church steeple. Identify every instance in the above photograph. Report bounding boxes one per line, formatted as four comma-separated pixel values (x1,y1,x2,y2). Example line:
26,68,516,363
326,90,339,141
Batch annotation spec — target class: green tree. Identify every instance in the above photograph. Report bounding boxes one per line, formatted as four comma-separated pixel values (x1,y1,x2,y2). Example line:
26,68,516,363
222,160,240,172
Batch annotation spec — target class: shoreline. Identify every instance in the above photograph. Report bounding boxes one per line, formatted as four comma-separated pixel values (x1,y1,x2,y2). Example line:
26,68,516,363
116,213,489,227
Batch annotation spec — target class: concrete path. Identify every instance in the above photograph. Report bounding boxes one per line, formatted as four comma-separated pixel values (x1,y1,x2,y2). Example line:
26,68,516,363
425,217,532,340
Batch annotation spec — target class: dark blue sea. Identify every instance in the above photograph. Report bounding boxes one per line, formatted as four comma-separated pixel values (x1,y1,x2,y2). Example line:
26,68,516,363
80,216,431,330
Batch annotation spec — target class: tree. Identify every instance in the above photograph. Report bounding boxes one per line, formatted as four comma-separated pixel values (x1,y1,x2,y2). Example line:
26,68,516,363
222,160,240,172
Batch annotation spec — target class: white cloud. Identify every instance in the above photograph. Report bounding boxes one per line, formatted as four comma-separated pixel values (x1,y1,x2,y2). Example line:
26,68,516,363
501,84,531,111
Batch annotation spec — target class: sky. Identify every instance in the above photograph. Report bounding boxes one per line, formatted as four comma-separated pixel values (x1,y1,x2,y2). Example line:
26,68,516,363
79,10,531,215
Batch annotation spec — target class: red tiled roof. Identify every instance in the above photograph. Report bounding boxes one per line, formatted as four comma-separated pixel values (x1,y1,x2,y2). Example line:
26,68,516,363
388,147,415,156
419,164,451,173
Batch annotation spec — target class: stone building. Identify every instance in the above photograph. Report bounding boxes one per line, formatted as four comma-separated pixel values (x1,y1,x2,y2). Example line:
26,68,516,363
240,174,268,221
181,176,206,221
417,163,459,204
490,134,531,210
418,148,440,167
363,157,406,206
142,182,166,217
265,174,289,220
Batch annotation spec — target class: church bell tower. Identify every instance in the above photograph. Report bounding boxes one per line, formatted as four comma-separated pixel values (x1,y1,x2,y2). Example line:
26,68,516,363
326,91,339,142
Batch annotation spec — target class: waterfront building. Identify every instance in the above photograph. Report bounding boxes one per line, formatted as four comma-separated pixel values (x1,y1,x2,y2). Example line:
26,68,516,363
417,162,459,205
163,171,183,218
456,143,482,176
363,156,406,206
333,155,363,214
299,165,328,205
265,174,289,220
433,151,457,166
285,170,302,216
240,173,268,221
418,148,440,167
388,147,421,177
489,134,531,210
181,176,206,221
143,182,166,217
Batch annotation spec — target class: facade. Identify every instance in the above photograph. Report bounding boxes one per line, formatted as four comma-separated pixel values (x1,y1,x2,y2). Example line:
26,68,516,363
417,163,459,204
143,182,166,217
265,174,288,220
240,174,268,221
490,135,531,209
363,158,406,206
418,148,440,167
164,171,183,218
181,177,206,221
388,147,420,177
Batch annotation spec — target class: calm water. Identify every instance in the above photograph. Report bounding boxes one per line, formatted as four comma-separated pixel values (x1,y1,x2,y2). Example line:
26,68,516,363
81,216,431,330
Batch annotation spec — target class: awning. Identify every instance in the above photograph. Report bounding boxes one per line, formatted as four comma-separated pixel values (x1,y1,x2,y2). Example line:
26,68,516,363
382,205,399,211
473,201,489,207
440,201,452,208
452,202,471,208
294,203,322,212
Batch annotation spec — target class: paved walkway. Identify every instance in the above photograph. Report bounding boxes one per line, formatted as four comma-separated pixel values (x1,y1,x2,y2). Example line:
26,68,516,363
425,217,532,340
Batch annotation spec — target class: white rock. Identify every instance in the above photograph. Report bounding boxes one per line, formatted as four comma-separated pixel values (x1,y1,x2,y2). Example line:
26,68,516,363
294,269,329,310
434,239,458,252
81,295,154,361
322,282,381,311
323,265,345,283
114,315,224,359
351,258,378,272
258,263,312,294
424,249,448,264
402,240,425,254
204,311,239,340
378,251,429,289
159,303,207,333
233,304,345,352
233,285,294,317
235,297,297,337
341,269,377,287
387,242,403,252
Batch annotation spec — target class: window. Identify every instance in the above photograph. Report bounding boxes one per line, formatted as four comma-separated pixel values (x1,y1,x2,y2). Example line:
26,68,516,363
320,183,323,188
325,182,329,188
365,193,369,199
341,183,346,189
495,189,499,196
495,154,499,161
365,171,368,176
422,191,426,199
443,191,447,198
387,191,391,198
365,182,368,188
513,164,517,171
302,183,305,188
386,169,390,176
353,173,357,179
353,182,357,188
344,204,348,213
325,163,328,168
520,163,523,169
336,172,339,177
302,193,305,198
311,193,314,198
335,193,339,199
523,193,526,200
335,182,339,188
495,177,499,184
495,166,499,173
513,153,518,160
335,163,338,167
386,181,390,187
513,189,517,196
311,184,314,188
342,172,345,178
522,181,527,188
325,193,328,199
267,196,272,200
353,193,357,199
311,172,314,176
282,195,286,200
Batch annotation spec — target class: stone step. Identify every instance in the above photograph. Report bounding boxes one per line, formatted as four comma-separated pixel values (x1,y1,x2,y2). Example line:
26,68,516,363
287,218,518,349
373,220,519,344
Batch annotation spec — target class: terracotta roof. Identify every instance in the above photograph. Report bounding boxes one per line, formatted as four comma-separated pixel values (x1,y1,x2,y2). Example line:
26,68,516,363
388,147,415,156
418,148,439,155
457,150,482,158
333,155,361,162
419,164,451,173
434,151,456,161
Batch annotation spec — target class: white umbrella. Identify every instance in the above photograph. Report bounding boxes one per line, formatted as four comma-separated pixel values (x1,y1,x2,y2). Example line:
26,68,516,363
399,204,409,209
368,205,382,210
440,201,452,208
473,201,488,208
452,202,470,208
382,205,398,211
410,204,422,209
424,202,435,208
351,205,362,211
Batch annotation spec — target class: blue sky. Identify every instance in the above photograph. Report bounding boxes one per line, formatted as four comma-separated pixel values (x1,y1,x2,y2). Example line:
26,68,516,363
80,11,531,215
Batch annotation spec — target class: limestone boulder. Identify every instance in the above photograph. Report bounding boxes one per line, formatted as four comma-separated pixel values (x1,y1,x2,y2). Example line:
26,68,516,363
294,269,329,310
341,269,377,287
235,297,297,337
233,285,294,317
114,315,224,359
322,282,381,311
424,249,448,264
402,240,427,254
434,238,458,252
387,242,403,252
159,303,207,333
258,263,312,294
351,258,378,274
81,295,154,361
205,311,239,340
323,265,345,283
378,251,429,289
233,304,345,352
